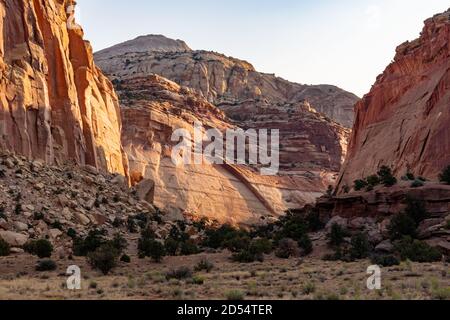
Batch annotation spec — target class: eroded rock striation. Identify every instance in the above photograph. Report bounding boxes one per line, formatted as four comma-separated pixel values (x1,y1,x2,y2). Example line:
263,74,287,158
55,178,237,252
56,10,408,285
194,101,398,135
0,0,127,175
120,74,334,225
338,10,450,190
95,35,358,127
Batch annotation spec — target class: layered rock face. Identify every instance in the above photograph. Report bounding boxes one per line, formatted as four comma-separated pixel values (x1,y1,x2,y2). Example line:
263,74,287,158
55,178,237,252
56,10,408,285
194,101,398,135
338,10,450,190
0,0,127,175
95,36,358,127
120,75,332,225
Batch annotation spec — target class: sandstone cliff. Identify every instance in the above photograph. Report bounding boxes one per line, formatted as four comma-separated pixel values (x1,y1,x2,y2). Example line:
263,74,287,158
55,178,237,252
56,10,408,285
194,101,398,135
94,36,358,127
338,10,450,191
0,0,127,175
119,74,334,225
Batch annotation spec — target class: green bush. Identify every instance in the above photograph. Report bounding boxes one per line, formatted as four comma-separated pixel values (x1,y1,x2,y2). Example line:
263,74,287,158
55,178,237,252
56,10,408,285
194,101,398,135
24,239,53,258
120,254,131,263
306,211,324,232
88,244,119,275
411,180,424,188
298,235,313,256
394,237,442,262
67,228,77,239
110,233,128,254
439,165,450,185
275,238,299,259
35,259,57,272
180,240,200,256
194,258,214,273
370,254,400,267
327,223,349,247
378,166,397,187
0,238,10,257
225,290,245,301
249,238,273,255
404,197,427,225
223,234,251,253
164,238,179,256
388,213,417,240
73,229,107,256
165,267,192,280
138,239,165,262
349,233,371,259
202,224,241,249
354,179,368,191
366,175,380,187
232,250,263,263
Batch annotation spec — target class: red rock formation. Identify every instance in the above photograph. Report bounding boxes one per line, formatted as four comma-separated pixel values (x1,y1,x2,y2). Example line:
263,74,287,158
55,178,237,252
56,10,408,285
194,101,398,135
94,36,359,127
120,75,332,225
0,0,128,176
338,10,450,191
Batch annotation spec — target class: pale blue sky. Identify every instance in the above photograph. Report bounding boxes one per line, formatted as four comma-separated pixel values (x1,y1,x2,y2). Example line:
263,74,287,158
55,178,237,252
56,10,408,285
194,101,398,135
76,0,449,96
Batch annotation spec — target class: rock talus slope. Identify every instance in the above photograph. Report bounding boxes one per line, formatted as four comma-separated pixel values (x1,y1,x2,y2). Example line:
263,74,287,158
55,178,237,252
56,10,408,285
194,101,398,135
95,36,359,127
338,10,450,190
0,0,127,175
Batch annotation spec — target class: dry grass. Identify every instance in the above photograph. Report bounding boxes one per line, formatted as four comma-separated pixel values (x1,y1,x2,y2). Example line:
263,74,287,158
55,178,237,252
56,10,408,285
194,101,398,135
0,252,448,300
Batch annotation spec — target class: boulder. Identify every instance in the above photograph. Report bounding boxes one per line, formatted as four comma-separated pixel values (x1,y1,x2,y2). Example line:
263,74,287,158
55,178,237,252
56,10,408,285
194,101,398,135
0,231,29,247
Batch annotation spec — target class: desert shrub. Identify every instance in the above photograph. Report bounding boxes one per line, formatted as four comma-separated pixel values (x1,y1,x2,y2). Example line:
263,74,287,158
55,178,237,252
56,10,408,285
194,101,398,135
439,165,450,185
168,225,190,243
405,197,428,225
378,166,397,187
24,239,53,258
275,213,309,243
301,282,316,295
67,228,77,239
126,218,138,233
411,180,424,188
327,223,349,247
165,267,192,280
180,240,200,256
0,238,10,256
194,258,214,273
139,239,165,262
249,238,273,255
110,233,128,254
366,175,380,187
223,234,251,253
225,290,245,301
232,250,263,263
349,233,371,259
298,235,313,255
322,248,343,262
120,254,131,263
388,213,417,240
164,238,179,256
190,275,205,285
35,259,57,272
371,254,400,267
88,244,119,275
202,224,241,249
306,211,324,232
73,229,107,256
394,237,442,262
275,238,300,259
354,179,368,191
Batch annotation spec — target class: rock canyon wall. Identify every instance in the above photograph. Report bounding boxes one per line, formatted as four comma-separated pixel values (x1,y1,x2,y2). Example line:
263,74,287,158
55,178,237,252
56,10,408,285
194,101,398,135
338,10,450,191
95,35,359,128
0,0,127,175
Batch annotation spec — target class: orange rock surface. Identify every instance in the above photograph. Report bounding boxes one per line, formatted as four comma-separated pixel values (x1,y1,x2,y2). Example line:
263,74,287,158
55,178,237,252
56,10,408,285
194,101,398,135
338,10,450,191
0,0,127,176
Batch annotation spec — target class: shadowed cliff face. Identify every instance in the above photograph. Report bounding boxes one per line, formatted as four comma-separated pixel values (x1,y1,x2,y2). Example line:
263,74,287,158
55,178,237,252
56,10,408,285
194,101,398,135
0,0,128,176
94,35,359,128
338,10,450,191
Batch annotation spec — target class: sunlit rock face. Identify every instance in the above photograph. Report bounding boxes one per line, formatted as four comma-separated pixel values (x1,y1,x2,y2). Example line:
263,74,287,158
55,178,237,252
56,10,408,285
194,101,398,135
338,10,450,191
119,74,336,225
95,35,359,128
0,0,128,176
